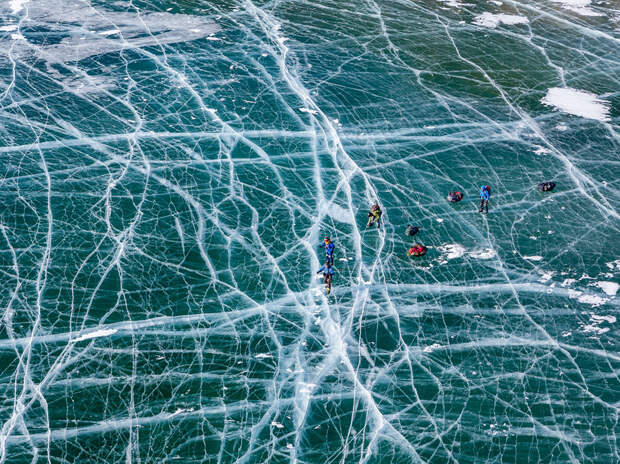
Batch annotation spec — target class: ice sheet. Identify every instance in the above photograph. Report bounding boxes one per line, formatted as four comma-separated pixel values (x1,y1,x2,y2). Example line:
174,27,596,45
0,0,617,462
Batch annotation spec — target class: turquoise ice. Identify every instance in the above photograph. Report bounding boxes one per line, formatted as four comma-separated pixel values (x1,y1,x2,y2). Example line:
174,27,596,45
0,0,618,462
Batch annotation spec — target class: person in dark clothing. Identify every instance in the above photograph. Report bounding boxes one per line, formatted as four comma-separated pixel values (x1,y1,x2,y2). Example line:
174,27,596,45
538,182,556,192
479,185,490,214
321,236,335,265
316,261,335,294
406,225,419,237
367,203,382,228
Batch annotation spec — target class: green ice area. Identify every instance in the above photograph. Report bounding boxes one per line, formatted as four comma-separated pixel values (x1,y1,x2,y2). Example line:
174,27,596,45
0,0,618,462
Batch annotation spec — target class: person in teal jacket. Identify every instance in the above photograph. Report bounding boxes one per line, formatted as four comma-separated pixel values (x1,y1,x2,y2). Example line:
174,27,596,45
479,185,490,214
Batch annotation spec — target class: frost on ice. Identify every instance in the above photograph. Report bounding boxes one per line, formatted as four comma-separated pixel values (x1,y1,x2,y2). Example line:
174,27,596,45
541,87,611,122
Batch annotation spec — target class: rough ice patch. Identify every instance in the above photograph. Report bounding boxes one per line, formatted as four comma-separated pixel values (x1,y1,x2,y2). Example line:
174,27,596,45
439,0,465,7
577,294,607,307
323,201,354,224
72,328,118,343
551,0,603,16
5,6,220,66
9,0,28,15
473,12,529,28
596,281,618,296
606,260,620,271
581,314,615,334
438,244,466,260
423,343,442,352
533,145,551,155
541,88,610,122
469,248,496,259
539,271,555,283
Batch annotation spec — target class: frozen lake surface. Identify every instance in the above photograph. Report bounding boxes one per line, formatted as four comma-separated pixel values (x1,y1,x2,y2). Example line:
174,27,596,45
0,0,618,462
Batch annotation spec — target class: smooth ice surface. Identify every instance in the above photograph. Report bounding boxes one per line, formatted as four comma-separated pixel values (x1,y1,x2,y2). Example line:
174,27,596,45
0,0,618,463
541,87,611,122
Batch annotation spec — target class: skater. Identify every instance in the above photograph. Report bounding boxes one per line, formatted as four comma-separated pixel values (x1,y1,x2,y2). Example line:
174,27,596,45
321,236,335,265
367,203,382,228
447,191,463,203
405,225,419,237
479,185,490,214
316,261,335,294
538,182,555,192
407,244,427,257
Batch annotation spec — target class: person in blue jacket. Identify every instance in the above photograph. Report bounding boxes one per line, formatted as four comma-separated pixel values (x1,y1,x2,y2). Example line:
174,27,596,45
479,185,491,214
321,236,335,265
316,260,335,294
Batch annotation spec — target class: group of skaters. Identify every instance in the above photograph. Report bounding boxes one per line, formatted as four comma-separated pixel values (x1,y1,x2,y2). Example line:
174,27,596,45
316,182,556,294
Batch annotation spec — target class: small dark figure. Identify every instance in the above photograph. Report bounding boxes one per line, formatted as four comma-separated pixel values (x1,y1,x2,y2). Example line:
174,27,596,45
321,236,335,266
367,203,382,228
479,185,490,214
316,261,335,294
447,191,463,203
406,225,419,237
407,244,427,257
538,182,556,192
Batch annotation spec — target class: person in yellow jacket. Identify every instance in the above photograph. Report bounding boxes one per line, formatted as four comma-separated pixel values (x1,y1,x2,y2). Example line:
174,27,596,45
367,203,382,228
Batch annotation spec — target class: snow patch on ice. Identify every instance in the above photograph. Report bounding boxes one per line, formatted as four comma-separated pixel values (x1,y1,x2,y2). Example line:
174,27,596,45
591,315,616,324
0,25,18,32
299,108,318,115
99,29,120,36
577,294,607,306
524,255,543,261
72,328,118,343
473,12,529,28
581,314,615,334
551,0,603,16
595,281,618,296
541,88,610,122
255,353,272,359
